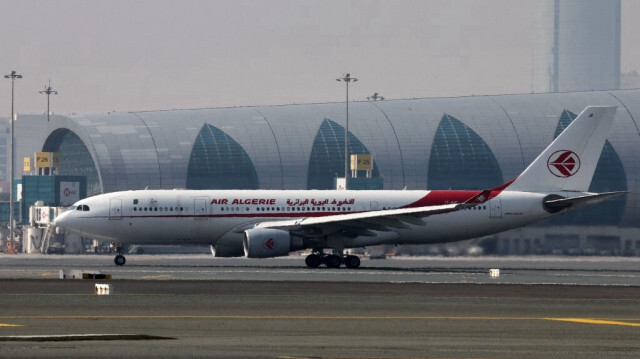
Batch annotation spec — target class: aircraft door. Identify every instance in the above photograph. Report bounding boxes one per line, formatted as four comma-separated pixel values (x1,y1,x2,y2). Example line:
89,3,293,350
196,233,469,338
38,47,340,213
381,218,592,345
194,198,208,220
109,198,123,220
489,198,502,219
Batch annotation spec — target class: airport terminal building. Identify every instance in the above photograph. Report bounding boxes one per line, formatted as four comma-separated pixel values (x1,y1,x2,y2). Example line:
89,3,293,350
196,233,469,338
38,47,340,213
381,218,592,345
5,89,640,254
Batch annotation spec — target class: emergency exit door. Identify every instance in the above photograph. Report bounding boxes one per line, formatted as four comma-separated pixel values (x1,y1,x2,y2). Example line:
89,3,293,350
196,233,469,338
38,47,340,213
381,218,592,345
194,198,208,220
109,198,122,219
489,198,502,218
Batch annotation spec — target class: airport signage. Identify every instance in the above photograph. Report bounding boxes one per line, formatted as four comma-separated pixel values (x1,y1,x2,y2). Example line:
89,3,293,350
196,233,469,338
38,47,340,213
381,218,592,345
350,154,372,171
60,181,80,206
35,152,60,168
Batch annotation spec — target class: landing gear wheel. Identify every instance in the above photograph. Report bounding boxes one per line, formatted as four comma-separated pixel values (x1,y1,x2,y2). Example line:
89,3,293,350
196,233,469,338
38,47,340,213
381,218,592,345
324,254,342,268
305,254,322,268
344,255,361,269
114,254,126,266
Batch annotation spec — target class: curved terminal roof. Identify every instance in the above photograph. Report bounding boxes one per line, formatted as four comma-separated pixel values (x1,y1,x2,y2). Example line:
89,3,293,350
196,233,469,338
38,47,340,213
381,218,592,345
19,89,640,227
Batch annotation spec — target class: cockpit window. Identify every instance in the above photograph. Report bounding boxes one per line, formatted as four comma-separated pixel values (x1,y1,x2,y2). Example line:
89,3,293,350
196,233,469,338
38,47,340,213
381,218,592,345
75,205,90,212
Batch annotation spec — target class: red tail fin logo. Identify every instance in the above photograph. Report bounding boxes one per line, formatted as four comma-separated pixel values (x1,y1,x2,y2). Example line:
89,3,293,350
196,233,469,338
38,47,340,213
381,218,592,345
547,150,580,178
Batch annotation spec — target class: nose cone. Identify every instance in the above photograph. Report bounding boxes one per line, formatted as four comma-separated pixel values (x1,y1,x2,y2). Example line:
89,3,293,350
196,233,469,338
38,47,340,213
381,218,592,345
53,211,70,229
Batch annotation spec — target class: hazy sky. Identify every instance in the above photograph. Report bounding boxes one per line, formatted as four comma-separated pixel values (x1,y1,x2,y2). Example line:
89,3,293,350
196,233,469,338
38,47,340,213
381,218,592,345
2,0,639,116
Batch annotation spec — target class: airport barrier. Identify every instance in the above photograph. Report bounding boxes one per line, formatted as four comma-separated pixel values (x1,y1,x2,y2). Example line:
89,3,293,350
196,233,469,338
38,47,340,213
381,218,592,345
489,269,500,278
59,269,111,280
94,284,112,295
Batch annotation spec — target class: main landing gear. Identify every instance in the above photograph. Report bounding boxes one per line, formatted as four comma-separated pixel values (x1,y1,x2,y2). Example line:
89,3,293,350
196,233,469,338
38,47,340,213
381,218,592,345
112,243,126,266
305,250,361,269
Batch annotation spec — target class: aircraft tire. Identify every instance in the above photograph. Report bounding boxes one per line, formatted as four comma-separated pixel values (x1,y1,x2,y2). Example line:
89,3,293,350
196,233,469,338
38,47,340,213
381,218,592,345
114,254,126,266
305,254,322,268
344,255,361,269
324,254,342,268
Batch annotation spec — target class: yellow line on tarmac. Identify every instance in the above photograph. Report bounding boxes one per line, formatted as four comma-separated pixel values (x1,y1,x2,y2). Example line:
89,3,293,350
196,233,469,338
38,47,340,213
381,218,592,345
0,323,23,327
544,318,640,327
1,315,638,328
0,315,536,320
140,274,174,279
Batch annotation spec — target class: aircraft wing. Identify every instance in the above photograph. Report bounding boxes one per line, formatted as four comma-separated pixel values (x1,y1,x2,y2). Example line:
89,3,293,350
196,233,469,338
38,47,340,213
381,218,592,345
253,190,490,237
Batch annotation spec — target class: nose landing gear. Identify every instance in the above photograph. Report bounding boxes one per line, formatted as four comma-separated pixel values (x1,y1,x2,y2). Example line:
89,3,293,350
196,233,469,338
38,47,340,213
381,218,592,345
112,243,126,266
114,254,126,266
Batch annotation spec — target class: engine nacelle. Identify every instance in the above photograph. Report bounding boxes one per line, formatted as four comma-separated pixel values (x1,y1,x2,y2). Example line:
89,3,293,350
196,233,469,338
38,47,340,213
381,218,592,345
243,228,303,258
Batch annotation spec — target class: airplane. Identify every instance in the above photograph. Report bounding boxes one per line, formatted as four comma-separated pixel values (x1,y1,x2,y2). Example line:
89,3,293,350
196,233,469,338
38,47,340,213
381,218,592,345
54,106,624,268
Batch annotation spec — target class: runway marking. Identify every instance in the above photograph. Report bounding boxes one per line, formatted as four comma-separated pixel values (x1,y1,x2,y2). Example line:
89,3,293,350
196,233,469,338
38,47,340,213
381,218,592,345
0,323,23,327
544,318,640,327
0,334,174,341
1,314,638,327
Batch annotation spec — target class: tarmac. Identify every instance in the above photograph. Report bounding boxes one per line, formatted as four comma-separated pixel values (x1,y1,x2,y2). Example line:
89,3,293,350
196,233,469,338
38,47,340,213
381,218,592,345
0,254,639,358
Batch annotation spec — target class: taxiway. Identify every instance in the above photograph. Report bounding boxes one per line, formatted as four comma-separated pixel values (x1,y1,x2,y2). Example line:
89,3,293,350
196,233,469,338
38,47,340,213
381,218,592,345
0,254,638,358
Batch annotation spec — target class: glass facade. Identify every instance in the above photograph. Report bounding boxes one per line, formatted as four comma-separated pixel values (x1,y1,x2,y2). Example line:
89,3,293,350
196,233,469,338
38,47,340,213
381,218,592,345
307,119,379,190
186,124,259,189
427,114,503,190
43,129,101,196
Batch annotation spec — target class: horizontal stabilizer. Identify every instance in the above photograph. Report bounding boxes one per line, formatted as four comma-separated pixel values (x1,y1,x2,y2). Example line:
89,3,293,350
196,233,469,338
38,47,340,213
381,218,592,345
544,191,627,212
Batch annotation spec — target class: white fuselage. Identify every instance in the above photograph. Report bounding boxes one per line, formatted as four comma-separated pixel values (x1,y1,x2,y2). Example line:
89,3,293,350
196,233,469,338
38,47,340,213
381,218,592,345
54,188,555,250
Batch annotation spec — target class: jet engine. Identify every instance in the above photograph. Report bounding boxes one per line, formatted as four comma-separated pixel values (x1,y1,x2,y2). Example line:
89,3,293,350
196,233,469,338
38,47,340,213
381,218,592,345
243,228,303,258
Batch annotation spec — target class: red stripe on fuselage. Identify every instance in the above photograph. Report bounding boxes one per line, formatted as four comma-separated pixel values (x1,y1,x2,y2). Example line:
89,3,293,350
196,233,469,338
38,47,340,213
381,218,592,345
403,179,515,208
402,190,481,208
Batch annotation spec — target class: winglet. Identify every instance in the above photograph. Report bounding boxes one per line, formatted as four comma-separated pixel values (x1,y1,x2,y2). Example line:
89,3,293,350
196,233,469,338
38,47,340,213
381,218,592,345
464,190,491,204
456,189,492,210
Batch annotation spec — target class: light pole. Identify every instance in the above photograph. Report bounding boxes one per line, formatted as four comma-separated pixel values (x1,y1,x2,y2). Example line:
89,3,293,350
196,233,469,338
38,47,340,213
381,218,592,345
4,71,22,249
39,81,58,122
336,73,358,189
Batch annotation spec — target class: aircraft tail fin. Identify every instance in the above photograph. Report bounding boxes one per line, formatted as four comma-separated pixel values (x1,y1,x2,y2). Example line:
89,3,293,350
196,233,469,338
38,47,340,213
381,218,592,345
506,106,617,193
